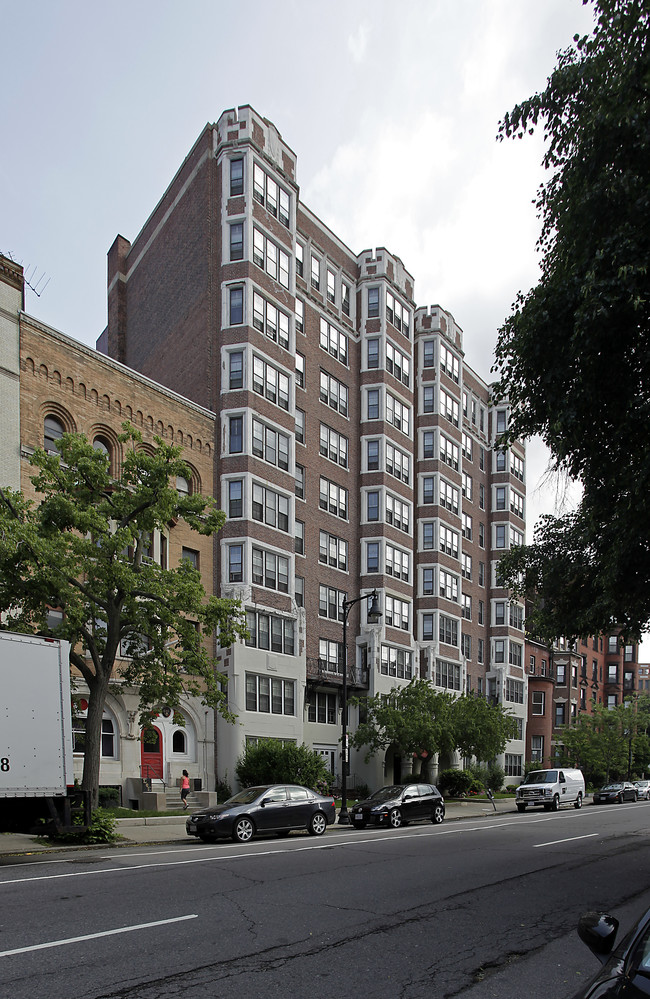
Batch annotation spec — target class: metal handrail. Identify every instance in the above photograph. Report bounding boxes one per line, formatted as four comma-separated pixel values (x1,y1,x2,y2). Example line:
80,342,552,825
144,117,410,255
140,764,166,792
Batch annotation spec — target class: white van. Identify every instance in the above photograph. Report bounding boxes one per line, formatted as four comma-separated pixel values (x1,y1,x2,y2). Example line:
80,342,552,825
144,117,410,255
515,768,585,812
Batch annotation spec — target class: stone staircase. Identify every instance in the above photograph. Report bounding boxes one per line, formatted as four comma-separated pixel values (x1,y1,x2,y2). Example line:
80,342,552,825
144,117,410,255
164,787,203,811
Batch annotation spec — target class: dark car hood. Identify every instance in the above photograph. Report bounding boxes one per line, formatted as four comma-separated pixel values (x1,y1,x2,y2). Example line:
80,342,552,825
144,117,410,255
353,795,399,809
190,803,232,818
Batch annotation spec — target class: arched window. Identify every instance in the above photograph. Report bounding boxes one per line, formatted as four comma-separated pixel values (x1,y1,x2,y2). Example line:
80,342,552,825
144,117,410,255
44,415,64,453
73,703,118,759
93,436,110,458
176,475,190,498
101,718,115,757
172,730,187,754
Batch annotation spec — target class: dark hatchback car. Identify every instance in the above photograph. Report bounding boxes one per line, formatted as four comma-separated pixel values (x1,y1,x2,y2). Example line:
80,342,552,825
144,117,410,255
350,783,445,829
593,781,639,804
186,784,336,843
571,907,650,997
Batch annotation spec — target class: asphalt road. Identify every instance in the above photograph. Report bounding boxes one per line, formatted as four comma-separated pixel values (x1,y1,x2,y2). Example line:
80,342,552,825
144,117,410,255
1,800,650,999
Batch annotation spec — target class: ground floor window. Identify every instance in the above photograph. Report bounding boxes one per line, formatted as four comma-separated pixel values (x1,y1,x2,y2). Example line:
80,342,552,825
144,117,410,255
504,753,522,777
73,702,118,758
245,735,295,748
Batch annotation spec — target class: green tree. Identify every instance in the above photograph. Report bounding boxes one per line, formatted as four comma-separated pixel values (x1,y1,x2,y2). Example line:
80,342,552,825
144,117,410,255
557,701,650,784
350,680,456,779
0,426,247,807
451,693,519,763
235,740,332,790
493,0,650,641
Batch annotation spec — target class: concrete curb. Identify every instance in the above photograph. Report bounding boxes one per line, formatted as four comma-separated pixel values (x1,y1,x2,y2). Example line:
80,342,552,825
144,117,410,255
0,798,522,856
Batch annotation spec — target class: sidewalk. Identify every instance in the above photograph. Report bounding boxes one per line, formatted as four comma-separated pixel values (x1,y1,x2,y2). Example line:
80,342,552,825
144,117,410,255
0,797,517,857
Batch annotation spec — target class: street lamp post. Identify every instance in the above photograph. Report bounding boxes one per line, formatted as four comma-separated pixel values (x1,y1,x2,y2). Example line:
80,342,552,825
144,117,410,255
338,589,382,825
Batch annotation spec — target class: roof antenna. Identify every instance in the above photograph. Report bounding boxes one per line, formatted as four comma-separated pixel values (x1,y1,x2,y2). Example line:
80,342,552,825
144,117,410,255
1,250,50,297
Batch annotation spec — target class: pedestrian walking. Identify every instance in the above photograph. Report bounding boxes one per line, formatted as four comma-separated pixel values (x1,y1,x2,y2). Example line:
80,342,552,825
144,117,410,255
181,769,190,810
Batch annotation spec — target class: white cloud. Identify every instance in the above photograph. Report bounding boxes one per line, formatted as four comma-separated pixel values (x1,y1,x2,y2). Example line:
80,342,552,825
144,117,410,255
347,22,369,64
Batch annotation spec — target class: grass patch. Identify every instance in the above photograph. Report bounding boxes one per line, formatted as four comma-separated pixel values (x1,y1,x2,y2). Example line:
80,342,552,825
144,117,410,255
110,807,188,819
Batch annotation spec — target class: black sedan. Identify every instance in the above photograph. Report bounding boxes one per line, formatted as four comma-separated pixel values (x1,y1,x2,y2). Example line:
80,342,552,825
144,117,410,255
186,784,336,842
593,781,638,804
572,907,650,997
350,782,445,829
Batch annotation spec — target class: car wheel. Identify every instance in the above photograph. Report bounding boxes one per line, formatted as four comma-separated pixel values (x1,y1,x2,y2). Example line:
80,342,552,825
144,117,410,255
308,811,327,836
432,803,445,824
617,794,623,804
389,808,403,829
634,793,639,802
517,803,527,813
232,817,254,843
574,793,583,809
551,794,560,811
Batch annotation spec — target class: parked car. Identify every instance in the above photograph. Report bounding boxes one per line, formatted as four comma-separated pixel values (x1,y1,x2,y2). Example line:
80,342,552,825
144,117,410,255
350,783,445,829
186,784,336,842
634,780,650,800
593,781,638,804
571,906,650,997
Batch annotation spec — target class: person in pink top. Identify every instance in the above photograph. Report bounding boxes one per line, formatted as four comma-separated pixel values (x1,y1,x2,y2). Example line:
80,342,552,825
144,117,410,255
181,770,190,810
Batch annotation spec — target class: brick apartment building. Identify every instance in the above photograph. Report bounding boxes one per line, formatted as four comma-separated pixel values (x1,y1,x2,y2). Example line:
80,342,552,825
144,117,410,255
526,634,640,769
97,105,529,789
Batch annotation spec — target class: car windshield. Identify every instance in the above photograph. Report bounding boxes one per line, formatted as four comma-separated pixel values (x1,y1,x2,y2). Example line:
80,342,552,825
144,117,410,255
602,783,623,790
369,785,404,802
523,770,558,784
636,782,649,787
225,787,268,805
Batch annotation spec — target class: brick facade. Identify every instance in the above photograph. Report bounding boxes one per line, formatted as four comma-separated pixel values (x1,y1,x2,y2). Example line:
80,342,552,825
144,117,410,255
99,105,530,787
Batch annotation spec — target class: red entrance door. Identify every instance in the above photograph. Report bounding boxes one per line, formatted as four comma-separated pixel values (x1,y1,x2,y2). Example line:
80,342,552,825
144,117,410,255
141,726,163,781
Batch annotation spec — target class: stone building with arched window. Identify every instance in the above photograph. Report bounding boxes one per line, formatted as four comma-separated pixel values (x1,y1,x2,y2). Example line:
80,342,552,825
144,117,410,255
1,254,221,809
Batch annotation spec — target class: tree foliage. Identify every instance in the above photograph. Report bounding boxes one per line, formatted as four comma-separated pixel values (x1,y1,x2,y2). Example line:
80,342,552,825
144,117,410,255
0,426,247,806
493,0,650,641
350,681,457,776
558,697,650,784
351,681,517,776
452,693,519,762
235,740,332,790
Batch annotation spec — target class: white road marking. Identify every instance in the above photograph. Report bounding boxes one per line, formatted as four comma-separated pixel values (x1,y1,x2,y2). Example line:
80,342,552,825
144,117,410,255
0,812,613,884
0,914,197,958
533,833,600,848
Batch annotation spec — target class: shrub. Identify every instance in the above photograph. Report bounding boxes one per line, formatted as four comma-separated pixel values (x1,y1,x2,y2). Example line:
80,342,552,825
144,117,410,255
49,807,118,845
465,763,488,791
97,786,120,809
314,777,332,797
216,775,232,801
437,769,474,797
487,763,505,793
235,740,332,790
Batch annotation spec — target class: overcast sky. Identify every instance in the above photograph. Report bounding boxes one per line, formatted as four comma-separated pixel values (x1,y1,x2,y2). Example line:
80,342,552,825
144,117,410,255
3,0,594,541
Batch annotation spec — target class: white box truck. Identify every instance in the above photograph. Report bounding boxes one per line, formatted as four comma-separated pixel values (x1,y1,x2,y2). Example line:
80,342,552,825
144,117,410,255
0,631,88,831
